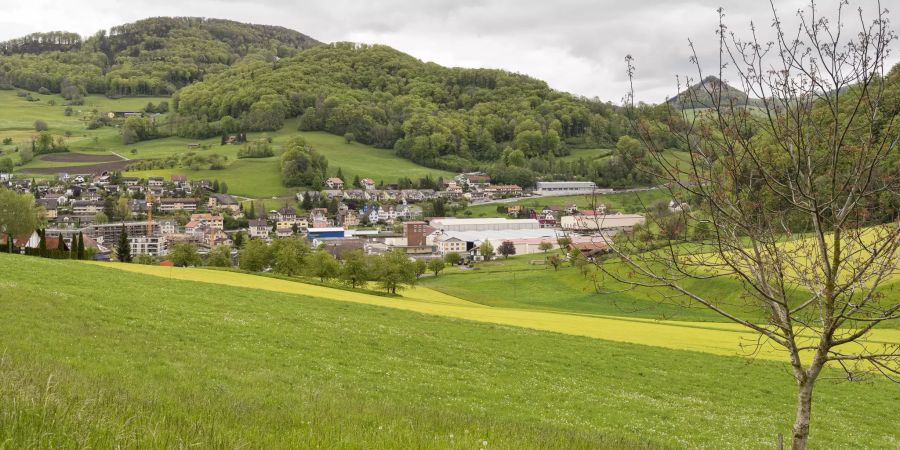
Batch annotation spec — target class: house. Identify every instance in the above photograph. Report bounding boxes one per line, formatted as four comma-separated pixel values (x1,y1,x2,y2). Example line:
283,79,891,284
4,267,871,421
71,200,103,216
484,184,523,198
360,178,376,190
435,235,467,255
0,231,40,249
159,219,177,235
157,198,198,212
276,219,297,232
396,204,423,220
148,177,165,188
534,211,557,228
121,177,140,186
209,194,240,214
507,205,523,217
275,206,297,222
338,210,360,228
325,177,345,189
248,219,270,239
309,208,329,228
189,213,224,230
276,227,294,238
171,175,188,187
36,198,58,219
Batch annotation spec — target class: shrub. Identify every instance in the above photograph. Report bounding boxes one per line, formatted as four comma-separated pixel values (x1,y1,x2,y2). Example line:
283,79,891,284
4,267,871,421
34,120,48,132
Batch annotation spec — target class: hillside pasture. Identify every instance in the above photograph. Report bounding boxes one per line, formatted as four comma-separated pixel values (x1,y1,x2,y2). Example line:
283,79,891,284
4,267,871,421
1,254,898,449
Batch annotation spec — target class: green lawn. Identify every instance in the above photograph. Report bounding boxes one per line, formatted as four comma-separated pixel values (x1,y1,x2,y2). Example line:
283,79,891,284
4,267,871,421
420,254,767,322
558,147,612,162
2,90,453,198
2,254,899,448
458,189,671,218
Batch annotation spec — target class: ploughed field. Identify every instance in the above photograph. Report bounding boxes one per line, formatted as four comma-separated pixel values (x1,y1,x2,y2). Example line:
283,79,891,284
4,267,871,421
1,254,898,449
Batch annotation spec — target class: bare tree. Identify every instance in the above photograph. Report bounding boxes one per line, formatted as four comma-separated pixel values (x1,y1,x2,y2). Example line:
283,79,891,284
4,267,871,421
603,2,899,449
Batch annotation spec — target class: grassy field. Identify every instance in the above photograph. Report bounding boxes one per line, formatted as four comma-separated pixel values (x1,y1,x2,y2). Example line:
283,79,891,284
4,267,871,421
2,254,899,448
87,260,900,360
1,90,454,198
458,189,671,218
558,147,612,162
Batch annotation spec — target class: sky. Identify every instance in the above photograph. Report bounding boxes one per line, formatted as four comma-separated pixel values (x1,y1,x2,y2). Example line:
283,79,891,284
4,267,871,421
0,0,896,103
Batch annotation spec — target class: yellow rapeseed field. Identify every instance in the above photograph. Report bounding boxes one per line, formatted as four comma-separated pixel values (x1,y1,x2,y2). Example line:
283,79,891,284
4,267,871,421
86,262,900,364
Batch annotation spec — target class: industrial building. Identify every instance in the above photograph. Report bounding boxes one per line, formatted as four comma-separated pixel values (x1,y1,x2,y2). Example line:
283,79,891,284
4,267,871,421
428,218,539,232
306,227,346,240
535,181,609,194
560,213,645,231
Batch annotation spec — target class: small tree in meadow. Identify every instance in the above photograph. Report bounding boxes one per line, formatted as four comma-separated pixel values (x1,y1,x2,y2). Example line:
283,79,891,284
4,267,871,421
427,258,445,277
498,241,516,259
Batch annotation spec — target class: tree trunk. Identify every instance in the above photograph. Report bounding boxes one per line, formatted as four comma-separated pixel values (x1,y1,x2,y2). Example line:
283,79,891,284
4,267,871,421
791,380,815,450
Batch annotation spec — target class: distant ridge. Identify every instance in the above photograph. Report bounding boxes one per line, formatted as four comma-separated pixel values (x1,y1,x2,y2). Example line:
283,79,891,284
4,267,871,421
667,75,764,110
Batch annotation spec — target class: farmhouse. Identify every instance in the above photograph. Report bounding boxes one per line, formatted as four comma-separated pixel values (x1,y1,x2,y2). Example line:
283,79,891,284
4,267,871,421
325,177,345,189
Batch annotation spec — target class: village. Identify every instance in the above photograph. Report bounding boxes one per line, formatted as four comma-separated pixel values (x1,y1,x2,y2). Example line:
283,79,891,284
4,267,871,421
1,170,646,264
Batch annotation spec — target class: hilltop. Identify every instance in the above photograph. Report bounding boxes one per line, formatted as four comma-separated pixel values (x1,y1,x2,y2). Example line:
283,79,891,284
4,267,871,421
0,17,654,189
0,17,320,96
666,75,765,110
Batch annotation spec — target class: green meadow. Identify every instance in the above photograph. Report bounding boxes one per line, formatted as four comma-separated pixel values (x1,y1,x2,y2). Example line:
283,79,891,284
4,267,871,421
1,91,455,198
1,254,898,449
457,189,671,218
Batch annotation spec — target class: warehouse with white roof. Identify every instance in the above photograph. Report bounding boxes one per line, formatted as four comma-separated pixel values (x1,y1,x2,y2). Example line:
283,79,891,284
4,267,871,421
428,218,540,232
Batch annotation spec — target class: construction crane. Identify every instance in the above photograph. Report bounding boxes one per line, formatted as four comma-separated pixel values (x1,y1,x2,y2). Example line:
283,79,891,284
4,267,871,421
145,191,154,236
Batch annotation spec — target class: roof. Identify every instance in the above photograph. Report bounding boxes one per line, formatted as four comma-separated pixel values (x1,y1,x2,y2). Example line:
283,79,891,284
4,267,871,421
536,181,597,188
429,218,539,226
248,219,268,227
307,227,345,233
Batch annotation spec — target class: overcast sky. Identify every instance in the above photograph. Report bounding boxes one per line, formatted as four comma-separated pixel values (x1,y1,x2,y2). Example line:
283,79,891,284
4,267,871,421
1,0,896,102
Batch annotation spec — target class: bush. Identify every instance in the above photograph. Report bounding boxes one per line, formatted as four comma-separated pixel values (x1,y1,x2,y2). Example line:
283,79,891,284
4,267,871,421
2,137,12,145
34,120,48,132
64,107,73,116
237,139,274,158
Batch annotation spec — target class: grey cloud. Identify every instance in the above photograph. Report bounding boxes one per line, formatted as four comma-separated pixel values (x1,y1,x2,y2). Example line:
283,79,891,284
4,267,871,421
0,0,896,103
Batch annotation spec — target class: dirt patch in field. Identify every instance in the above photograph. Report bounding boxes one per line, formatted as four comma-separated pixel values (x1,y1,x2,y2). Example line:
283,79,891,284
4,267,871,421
40,153,124,163
21,160,137,175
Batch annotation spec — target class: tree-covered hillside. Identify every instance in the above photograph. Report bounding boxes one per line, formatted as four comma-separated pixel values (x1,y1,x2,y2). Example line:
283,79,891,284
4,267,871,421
0,18,319,97
173,43,649,179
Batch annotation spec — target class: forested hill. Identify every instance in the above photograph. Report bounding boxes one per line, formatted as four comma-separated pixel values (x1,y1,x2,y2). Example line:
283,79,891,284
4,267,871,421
173,42,640,176
0,17,320,97
666,75,764,109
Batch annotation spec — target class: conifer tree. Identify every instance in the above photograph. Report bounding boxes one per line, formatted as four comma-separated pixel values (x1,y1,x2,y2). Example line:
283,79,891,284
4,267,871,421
76,231,85,260
116,225,131,263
